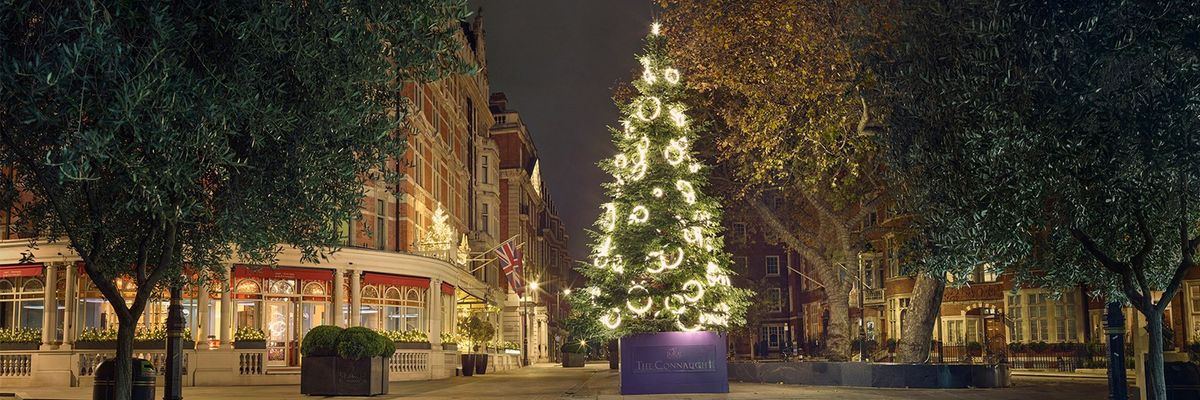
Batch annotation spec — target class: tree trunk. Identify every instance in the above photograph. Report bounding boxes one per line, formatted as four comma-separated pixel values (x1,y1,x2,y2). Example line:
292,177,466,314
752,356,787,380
1144,308,1166,400
749,332,757,361
115,315,137,400
897,273,945,363
824,286,852,361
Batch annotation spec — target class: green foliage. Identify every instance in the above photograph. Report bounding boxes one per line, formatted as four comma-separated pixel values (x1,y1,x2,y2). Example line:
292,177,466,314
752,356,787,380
457,315,495,352
234,326,266,342
561,341,588,354
376,334,397,358
439,332,460,345
1,2,471,395
79,328,118,342
301,325,344,357
336,327,386,360
380,329,428,343
568,23,750,341
0,327,40,343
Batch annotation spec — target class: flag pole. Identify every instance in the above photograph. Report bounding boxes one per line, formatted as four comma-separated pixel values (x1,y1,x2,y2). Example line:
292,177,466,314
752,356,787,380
522,252,530,367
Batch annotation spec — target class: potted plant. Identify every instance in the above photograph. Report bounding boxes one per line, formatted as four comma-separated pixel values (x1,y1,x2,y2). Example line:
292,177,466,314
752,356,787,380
440,332,459,351
966,341,983,357
133,325,194,350
300,325,395,396
381,329,431,349
234,326,267,349
457,315,495,376
75,327,118,349
0,327,40,350
561,340,587,368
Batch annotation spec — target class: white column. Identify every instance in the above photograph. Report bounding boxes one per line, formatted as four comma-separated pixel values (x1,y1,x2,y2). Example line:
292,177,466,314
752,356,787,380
63,263,77,347
332,269,345,327
40,263,58,349
349,269,362,326
429,279,443,346
196,278,209,348
220,264,233,349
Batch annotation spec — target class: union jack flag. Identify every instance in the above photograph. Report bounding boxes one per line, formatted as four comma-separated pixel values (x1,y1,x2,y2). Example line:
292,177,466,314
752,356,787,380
495,240,526,297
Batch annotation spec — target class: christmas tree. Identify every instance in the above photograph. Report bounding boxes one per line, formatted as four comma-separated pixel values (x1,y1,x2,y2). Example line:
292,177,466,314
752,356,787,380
569,22,750,340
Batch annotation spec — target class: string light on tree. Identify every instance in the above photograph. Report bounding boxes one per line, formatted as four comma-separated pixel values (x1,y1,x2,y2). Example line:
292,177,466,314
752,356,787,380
567,21,750,340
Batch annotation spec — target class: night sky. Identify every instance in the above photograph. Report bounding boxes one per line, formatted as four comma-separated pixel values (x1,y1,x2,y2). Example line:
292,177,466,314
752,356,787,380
467,1,658,260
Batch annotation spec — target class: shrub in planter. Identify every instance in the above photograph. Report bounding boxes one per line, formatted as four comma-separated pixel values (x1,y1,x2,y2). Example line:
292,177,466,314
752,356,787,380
0,327,40,350
1028,341,1050,353
457,315,495,375
966,341,983,356
1008,342,1027,353
300,325,391,396
381,329,431,349
561,341,587,368
76,327,118,349
234,326,267,349
440,332,459,351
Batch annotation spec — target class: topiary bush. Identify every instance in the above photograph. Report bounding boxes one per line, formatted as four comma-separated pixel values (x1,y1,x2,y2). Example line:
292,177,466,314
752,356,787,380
302,325,344,357
336,327,381,360
376,333,396,358
562,341,587,354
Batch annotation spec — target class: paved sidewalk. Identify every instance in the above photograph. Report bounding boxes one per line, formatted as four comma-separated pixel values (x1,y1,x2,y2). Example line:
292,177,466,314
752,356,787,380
3,362,1117,400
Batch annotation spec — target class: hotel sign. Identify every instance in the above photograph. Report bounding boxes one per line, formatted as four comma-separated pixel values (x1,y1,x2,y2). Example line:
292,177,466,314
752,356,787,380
620,331,729,395
943,283,1003,302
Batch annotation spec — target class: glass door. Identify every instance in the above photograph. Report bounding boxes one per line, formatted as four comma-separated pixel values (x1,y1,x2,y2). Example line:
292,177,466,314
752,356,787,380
265,301,294,367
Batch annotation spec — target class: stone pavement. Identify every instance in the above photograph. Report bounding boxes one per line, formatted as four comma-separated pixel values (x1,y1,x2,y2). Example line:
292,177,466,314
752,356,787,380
2,362,1118,400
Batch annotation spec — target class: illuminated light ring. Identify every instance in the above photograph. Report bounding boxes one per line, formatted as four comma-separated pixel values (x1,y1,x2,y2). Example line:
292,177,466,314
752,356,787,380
652,187,664,197
668,295,688,315
627,161,647,181
586,287,601,298
688,163,702,173
628,205,649,224
642,67,657,84
675,308,702,332
626,285,653,315
663,138,687,166
596,236,612,257
681,279,705,303
600,308,623,329
706,261,732,287
634,97,663,121
602,203,618,232
610,255,625,274
651,22,661,36
645,250,668,274
663,68,680,84
659,247,685,270
668,106,688,127
682,226,703,245
621,120,636,139
676,180,697,204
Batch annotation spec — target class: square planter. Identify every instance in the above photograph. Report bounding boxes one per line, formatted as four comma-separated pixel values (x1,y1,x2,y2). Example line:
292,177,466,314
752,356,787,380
442,343,458,351
562,352,585,368
619,331,729,395
234,341,267,349
394,342,432,350
0,342,39,350
300,355,389,396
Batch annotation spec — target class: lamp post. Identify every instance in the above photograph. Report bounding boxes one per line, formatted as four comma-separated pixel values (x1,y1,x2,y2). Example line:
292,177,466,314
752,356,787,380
523,281,539,367
164,284,184,400
1105,302,1128,400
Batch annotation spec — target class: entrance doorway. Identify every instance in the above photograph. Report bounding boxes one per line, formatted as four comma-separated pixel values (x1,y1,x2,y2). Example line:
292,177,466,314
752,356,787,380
265,301,294,367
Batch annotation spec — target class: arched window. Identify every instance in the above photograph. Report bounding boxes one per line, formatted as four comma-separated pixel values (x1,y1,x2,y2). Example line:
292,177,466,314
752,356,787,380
362,285,380,300
302,282,326,296
268,279,294,295
22,278,43,293
0,279,13,293
235,279,260,294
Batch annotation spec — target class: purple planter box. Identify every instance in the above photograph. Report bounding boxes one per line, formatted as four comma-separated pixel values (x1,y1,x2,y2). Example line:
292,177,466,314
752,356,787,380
619,331,729,395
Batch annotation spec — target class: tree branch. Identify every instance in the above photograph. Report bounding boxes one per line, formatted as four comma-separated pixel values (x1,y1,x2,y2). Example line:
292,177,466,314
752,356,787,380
1069,227,1147,308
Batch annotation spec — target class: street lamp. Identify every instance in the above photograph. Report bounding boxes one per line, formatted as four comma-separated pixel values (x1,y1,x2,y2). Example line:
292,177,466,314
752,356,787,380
523,280,540,367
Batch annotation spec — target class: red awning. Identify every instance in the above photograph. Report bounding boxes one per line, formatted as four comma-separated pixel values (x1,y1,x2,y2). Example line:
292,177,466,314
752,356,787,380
362,272,430,288
0,264,43,278
233,265,333,281
440,282,455,295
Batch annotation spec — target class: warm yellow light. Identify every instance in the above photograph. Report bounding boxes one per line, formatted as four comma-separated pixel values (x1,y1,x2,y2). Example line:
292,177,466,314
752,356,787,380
563,288,572,295
651,22,661,35
530,281,540,291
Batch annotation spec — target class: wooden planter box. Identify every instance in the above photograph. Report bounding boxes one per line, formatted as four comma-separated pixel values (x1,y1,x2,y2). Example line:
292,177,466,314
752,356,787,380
0,342,39,350
234,341,267,349
441,343,458,351
394,342,431,350
300,355,389,396
562,352,585,368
